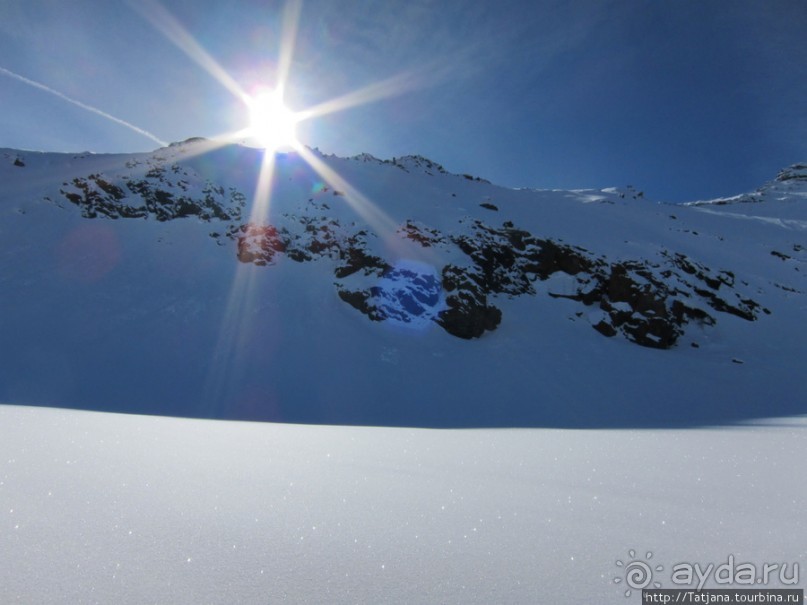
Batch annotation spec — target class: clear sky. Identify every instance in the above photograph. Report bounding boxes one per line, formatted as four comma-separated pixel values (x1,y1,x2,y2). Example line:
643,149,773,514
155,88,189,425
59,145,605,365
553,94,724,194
1,0,805,201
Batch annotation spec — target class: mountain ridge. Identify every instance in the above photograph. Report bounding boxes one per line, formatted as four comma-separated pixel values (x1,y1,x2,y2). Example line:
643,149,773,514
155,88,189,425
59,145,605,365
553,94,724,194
1,141,804,427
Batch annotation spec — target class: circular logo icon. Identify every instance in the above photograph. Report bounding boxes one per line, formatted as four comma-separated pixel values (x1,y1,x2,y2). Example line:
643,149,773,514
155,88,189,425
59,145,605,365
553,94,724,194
614,550,664,597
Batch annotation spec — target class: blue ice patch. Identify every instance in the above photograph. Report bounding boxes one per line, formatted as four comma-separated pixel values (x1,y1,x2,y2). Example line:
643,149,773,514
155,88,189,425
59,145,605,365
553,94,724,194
368,260,445,329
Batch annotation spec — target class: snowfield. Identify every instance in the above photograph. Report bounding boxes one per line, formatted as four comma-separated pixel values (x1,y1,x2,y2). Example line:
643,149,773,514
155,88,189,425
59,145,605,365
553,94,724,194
1,405,805,604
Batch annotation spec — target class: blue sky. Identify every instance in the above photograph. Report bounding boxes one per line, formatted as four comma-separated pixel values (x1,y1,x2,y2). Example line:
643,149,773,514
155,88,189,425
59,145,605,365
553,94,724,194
0,0,804,201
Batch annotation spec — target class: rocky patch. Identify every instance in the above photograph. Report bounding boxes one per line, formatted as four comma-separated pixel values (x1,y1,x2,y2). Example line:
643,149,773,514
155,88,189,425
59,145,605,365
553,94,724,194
776,163,807,182
228,215,389,278
438,221,762,347
59,168,246,222
398,220,445,248
233,224,288,265
436,264,502,338
50,162,767,349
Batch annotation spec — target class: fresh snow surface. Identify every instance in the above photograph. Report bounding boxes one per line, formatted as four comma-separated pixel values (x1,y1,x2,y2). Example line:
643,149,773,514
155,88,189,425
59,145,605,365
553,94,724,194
1,405,805,604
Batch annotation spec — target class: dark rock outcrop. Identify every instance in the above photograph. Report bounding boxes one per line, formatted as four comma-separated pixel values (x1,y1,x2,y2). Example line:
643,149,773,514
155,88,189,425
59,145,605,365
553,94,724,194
436,265,502,338
51,161,766,348
60,170,245,222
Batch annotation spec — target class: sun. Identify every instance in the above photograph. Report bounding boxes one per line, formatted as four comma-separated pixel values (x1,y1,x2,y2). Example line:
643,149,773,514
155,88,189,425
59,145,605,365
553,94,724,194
246,89,299,151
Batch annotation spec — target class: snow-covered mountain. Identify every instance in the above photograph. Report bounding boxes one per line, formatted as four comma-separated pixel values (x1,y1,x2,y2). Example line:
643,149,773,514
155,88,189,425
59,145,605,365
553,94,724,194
1,142,805,604
1,140,804,427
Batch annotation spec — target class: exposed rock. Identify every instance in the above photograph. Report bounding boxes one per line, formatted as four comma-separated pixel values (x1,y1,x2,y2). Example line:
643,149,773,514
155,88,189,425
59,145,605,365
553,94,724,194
439,221,763,348
776,163,807,182
59,170,245,222
234,224,288,265
392,155,448,175
436,265,502,339
593,319,617,337
336,288,380,320
335,233,389,278
50,158,767,349
398,220,445,247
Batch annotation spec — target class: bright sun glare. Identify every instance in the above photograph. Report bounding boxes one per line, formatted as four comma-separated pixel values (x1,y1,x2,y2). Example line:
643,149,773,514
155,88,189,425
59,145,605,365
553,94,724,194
247,89,298,150
131,0,427,403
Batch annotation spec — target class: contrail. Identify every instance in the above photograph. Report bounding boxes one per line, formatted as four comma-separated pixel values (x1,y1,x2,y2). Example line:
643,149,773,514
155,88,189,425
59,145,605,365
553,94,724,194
0,65,167,147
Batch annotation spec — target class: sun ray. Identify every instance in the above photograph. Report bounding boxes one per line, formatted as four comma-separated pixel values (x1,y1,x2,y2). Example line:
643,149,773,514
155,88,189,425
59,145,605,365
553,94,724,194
201,149,278,416
128,0,248,102
249,149,279,225
296,70,422,122
295,144,396,232
294,144,446,271
201,259,266,416
293,143,440,265
275,0,302,96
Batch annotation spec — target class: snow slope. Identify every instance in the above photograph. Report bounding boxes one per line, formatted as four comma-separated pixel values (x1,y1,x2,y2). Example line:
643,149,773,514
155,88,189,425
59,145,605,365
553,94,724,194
0,142,805,602
0,141,804,427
